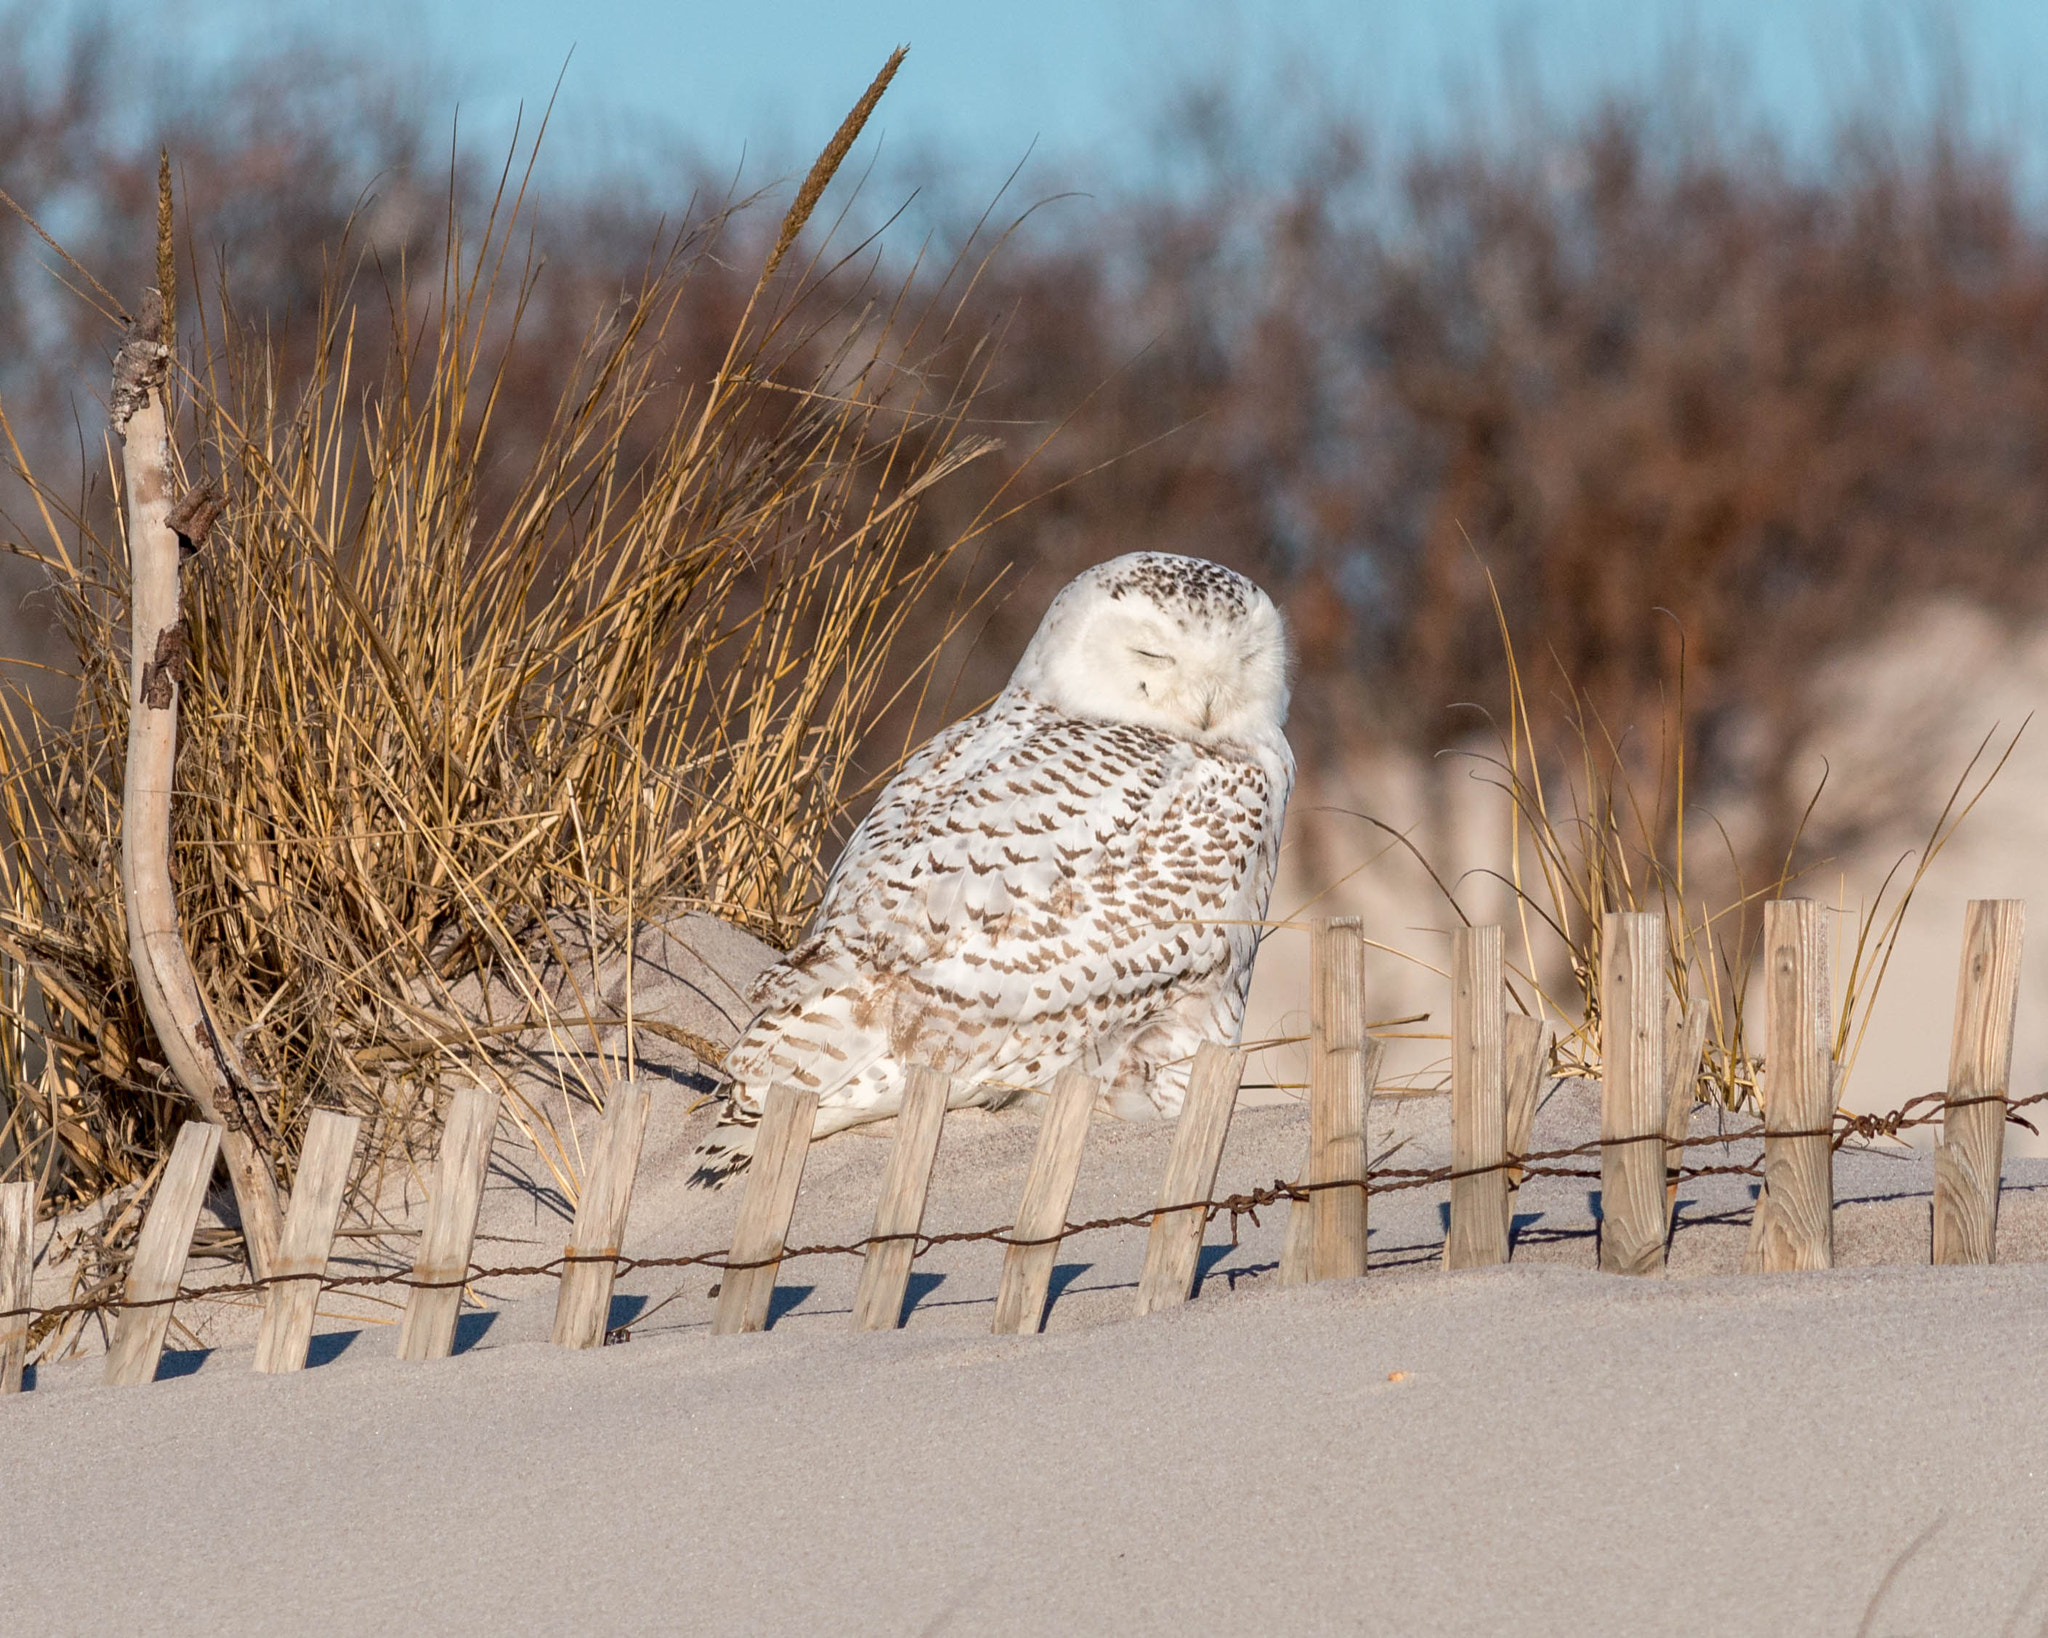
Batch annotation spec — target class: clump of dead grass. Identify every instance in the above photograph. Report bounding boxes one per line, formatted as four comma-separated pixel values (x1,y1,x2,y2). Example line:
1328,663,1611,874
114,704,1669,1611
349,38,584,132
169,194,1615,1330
0,51,1010,1231
1464,576,2023,1117
1315,557,2022,1114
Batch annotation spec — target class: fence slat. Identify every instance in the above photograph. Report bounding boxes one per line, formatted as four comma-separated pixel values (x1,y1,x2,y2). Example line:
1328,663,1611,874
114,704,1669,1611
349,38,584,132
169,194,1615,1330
1744,898,1834,1273
1446,925,1508,1269
1135,1043,1244,1316
1308,918,1375,1282
396,1085,501,1362
1933,899,2025,1265
1,1180,32,1393
851,1066,952,1332
1280,918,1367,1284
1319,1041,1383,1281
1600,911,1668,1275
712,1084,819,1335
1501,1014,1552,1244
104,1120,222,1387
993,1067,1097,1335
552,1083,653,1349
252,1110,360,1374
1283,1044,1386,1285
1279,1179,1314,1286
1662,996,1709,1221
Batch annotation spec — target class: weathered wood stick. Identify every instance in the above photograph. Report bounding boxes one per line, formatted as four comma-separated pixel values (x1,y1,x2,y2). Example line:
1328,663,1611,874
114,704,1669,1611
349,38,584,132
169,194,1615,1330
396,1085,501,1361
1308,918,1374,1282
1284,1045,1386,1286
1279,1179,1314,1287
1744,899,1834,1273
1318,1040,1383,1280
111,290,283,1281
851,1066,951,1332
993,1067,1097,1335
1135,1043,1245,1316
713,1085,820,1335
1446,925,1509,1269
1599,911,1668,1275
1281,977,1320,1294
0,1180,32,1393
1933,900,2025,1266
252,1109,360,1374
104,1120,222,1387
552,1083,654,1349
1662,996,1709,1222
1501,1013,1553,1246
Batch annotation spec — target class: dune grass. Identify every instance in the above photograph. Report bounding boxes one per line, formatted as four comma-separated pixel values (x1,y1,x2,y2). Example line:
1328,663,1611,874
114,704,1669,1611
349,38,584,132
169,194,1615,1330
1460,575,2023,1117
0,50,1013,1263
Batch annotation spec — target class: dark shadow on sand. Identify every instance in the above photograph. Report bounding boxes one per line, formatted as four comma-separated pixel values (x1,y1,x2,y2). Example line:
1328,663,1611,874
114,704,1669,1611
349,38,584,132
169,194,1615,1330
1192,1242,1234,1297
900,1271,945,1322
306,1330,362,1368
156,1346,212,1380
765,1284,816,1327
451,1310,498,1355
1044,1261,1091,1314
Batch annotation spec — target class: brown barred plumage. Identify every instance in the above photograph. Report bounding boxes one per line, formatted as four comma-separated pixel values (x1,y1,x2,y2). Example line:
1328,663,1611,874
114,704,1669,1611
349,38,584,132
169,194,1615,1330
691,553,1294,1184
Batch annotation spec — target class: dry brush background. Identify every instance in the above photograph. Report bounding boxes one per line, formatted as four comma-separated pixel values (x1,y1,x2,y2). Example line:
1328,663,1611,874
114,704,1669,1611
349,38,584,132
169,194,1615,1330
6,19,2048,1259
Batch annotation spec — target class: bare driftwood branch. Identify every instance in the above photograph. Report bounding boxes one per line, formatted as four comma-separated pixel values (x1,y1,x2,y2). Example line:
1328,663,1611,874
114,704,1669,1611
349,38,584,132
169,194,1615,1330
114,288,284,1279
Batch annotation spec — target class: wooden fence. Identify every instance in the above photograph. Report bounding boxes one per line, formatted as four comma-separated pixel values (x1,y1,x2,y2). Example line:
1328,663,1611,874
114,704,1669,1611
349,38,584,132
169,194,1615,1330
0,895,2028,1391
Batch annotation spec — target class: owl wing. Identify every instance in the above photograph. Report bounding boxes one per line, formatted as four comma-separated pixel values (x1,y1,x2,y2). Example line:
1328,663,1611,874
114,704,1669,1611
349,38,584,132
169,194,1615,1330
737,692,1287,1090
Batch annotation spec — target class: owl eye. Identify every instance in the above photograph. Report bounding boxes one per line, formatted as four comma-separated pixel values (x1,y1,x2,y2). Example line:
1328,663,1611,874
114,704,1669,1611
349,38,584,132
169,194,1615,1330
1129,648,1175,669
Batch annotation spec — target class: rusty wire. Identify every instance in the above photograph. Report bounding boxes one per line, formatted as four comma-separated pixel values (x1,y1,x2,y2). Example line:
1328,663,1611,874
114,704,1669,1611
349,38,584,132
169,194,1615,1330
4,1087,2043,1329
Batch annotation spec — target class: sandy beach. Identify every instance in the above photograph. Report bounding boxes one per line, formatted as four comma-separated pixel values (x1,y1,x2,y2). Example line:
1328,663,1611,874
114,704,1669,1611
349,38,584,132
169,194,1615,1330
6,1076,2047,1635
10,1257,2048,1637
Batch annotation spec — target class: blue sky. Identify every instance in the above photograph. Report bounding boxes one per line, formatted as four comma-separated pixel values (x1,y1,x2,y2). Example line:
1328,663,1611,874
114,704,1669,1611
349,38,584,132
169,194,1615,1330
56,1,2048,192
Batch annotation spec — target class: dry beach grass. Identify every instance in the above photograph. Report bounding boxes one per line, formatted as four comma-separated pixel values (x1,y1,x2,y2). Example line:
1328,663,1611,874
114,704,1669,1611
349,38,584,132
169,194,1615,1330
0,52,1022,1321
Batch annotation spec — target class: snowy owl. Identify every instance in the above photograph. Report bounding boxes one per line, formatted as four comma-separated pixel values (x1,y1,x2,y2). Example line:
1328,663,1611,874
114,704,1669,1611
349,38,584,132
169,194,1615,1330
691,551,1295,1183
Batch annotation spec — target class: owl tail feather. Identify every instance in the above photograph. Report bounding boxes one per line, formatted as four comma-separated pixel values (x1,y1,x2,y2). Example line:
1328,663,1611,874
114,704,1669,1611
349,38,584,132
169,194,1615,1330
686,1106,758,1190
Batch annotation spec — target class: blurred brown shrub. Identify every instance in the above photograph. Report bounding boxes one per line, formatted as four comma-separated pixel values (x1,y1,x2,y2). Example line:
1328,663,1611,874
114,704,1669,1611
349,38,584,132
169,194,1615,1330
7,27,2048,1002
918,101,2048,880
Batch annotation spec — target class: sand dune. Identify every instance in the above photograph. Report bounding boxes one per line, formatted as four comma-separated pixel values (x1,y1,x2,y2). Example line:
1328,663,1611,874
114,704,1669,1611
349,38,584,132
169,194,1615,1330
6,1074,2048,1635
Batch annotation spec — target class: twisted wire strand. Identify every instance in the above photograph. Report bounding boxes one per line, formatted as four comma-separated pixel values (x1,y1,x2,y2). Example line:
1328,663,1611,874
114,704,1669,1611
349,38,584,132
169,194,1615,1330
5,1088,2040,1327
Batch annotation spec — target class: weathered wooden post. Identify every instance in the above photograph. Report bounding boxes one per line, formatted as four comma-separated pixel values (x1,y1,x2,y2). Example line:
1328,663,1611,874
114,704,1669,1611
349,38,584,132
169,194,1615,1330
993,1067,1097,1335
1135,1043,1244,1316
851,1067,951,1332
1307,918,1374,1281
1446,925,1509,1268
1599,911,1668,1274
1933,900,2025,1265
111,282,284,1281
712,1084,819,1335
1279,1182,1314,1287
1662,996,1709,1222
104,1120,221,1386
396,1085,501,1361
252,1109,360,1374
1744,898,1835,1273
1501,1013,1552,1243
1,1179,32,1393
552,1083,654,1349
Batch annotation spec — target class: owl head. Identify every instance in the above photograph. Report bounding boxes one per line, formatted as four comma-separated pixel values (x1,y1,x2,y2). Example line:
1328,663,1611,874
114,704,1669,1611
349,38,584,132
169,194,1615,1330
1010,553,1292,744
